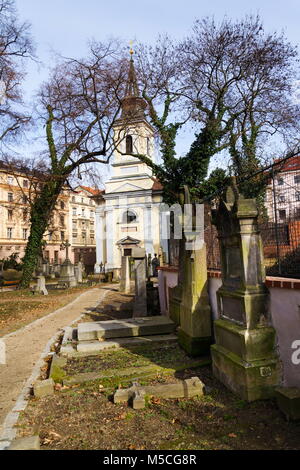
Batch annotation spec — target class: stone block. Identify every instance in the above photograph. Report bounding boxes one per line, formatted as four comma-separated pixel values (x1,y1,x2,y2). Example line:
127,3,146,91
211,343,280,402
8,436,40,450
214,319,277,362
276,387,300,421
33,378,55,398
132,391,146,410
77,316,175,342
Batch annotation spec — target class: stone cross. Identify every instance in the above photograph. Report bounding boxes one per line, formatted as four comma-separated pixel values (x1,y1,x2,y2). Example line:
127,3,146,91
60,240,71,261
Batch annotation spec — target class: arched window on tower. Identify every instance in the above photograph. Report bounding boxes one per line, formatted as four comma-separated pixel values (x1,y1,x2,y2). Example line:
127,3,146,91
147,137,150,156
126,135,133,154
123,210,137,224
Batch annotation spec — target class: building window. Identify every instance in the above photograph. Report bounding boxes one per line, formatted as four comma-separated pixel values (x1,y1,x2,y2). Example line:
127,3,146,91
7,209,13,221
48,232,53,241
278,194,285,203
60,201,65,210
126,135,133,154
73,233,77,239
8,192,13,202
277,177,284,186
22,195,28,204
23,209,28,221
23,180,28,188
7,228,13,239
123,210,137,224
60,215,65,226
61,231,65,241
72,196,76,202
7,176,13,185
72,220,77,230
72,207,77,216
82,208,85,217
278,209,286,220
23,229,28,240
294,175,300,185
296,191,300,202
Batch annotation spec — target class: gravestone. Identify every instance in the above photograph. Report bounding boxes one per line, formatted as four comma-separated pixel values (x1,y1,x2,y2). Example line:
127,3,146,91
59,259,77,288
119,256,131,294
36,275,48,296
132,247,147,318
75,261,83,284
170,187,212,356
211,182,280,401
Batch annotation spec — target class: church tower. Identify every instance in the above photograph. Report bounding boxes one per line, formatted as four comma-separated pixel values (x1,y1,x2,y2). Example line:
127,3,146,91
95,49,162,275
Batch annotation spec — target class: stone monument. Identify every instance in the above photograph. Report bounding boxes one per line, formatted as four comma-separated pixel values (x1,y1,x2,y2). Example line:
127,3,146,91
169,186,212,356
132,247,147,318
211,182,280,401
119,256,131,294
59,240,77,288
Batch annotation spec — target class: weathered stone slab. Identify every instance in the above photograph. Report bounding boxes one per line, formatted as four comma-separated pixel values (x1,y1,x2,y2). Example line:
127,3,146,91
8,436,40,450
114,377,204,405
77,334,178,353
77,316,175,342
276,387,300,421
33,378,55,398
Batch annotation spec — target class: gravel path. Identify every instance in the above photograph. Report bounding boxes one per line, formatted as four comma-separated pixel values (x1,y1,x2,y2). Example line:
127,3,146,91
0,287,110,445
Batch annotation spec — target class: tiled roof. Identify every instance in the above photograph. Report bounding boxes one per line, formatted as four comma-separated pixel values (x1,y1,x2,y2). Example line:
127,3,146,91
80,186,105,196
274,155,300,173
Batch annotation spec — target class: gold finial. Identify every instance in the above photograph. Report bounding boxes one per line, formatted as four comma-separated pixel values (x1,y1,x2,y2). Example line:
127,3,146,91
129,40,134,57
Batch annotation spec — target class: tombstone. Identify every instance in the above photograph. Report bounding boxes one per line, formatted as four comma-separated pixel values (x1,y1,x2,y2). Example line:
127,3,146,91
36,275,48,296
119,256,131,294
169,187,212,356
211,182,280,402
132,247,147,318
59,259,77,288
74,263,83,284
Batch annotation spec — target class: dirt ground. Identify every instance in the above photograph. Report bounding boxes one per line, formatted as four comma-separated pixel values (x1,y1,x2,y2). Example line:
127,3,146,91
0,285,102,336
0,287,111,437
16,363,300,450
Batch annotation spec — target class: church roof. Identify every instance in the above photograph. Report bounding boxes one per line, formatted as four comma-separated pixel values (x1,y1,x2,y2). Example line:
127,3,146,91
120,53,147,121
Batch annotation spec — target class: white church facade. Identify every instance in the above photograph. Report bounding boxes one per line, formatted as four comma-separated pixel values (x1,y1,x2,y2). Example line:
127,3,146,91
94,54,164,276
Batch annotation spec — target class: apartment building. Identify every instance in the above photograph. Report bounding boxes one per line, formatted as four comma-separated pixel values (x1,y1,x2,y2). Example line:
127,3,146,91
0,163,98,269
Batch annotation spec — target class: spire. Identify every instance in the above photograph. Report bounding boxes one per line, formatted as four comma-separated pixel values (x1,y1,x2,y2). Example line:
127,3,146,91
120,47,147,120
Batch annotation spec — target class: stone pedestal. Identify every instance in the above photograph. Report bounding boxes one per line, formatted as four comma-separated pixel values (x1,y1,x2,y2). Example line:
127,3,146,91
132,248,147,318
120,256,131,294
59,260,77,288
211,184,280,401
36,275,48,295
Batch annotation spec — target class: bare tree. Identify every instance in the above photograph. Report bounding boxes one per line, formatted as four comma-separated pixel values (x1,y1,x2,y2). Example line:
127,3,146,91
0,0,34,145
130,17,300,204
20,40,126,287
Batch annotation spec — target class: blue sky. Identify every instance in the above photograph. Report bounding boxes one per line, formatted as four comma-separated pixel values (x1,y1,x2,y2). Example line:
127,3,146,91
13,0,300,173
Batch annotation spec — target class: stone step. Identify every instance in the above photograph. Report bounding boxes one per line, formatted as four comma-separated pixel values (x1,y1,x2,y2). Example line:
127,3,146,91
77,334,178,354
77,316,175,342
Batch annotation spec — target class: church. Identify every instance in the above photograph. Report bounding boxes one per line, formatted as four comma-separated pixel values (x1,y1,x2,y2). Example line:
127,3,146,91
94,52,164,277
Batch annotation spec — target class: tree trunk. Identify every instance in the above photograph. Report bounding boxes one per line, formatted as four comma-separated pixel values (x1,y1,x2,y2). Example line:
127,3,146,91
19,181,63,289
